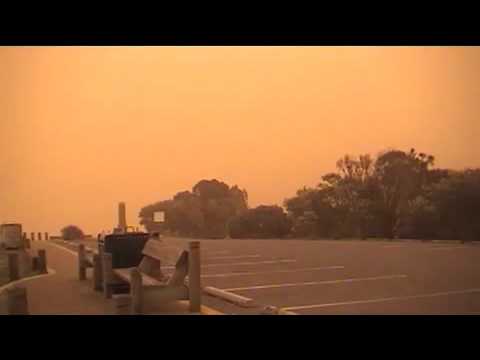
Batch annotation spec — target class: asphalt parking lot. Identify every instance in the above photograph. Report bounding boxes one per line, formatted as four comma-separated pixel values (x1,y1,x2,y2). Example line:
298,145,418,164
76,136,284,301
163,237,480,315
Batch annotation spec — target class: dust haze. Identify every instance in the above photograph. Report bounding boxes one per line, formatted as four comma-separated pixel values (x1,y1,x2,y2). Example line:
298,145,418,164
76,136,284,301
1,46,479,234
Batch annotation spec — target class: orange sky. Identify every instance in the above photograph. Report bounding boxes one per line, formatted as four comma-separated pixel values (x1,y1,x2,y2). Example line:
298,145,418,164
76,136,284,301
1,46,479,235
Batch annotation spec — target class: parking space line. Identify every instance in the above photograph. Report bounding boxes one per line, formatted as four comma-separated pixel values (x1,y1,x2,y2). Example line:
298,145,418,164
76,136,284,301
163,259,297,269
205,251,231,256
201,266,345,278
282,288,480,311
206,255,261,260
223,274,407,292
428,246,466,251
202,259,297,267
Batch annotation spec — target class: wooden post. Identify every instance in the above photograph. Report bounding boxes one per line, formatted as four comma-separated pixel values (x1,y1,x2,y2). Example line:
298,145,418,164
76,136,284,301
45,232,49,241
188,241,201,313
8,252,20,281
24,236,31,249
37,249,47,274
103,252,113,299
98,243,104,258
130,268,143,314
93,254,103,291
32,256,39,271
30,232,35,242
7,287,29,315
114,294,132,315
38,232,42,241
78,244,86,280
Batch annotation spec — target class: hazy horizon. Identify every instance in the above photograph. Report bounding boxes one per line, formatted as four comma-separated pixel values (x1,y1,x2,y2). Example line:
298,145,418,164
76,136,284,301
1,46,479,234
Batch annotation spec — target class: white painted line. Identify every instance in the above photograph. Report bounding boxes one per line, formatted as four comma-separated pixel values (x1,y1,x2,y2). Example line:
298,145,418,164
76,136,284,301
0,268,57,294
46,241,78,256
428,246,466,251
201,266,345,278
163,259,297,269
283,288,480,311
278,309,298,315
204,259,296,267
432,240,463,244
223,274,408,292
205,250,231,256
206,255,261,260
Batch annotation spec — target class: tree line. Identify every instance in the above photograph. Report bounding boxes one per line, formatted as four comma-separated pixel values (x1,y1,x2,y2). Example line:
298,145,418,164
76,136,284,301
139,179,249,238
139,148,480,241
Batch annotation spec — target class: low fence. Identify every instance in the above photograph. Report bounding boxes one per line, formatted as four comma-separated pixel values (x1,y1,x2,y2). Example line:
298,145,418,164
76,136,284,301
0,247,49,315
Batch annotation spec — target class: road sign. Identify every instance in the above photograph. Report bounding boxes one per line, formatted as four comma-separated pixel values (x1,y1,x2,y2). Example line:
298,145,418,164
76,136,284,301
153,211,165,223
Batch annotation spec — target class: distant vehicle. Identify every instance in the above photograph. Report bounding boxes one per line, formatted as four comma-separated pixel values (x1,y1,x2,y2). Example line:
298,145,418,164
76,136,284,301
0,223,23,249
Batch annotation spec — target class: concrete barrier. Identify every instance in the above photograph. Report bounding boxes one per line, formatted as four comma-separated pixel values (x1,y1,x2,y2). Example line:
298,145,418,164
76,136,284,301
6,286,29,315
38,249,47,274
8,253,20,281
203,286,255,307
32,256,39,271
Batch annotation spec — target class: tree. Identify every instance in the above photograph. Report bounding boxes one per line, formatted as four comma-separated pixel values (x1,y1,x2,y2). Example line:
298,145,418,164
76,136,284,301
229,185,249,213
284,187,319,237
397,195,439,240
170,191,204,237
314,154,377,238
61,225,85,240
229,205,292,239
428,169,480,241
139,179,248,238
193,179,230,200
192,179,248,238
373,148,434,239
397,168,454,240
139,200,173,233
285,149,438,240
